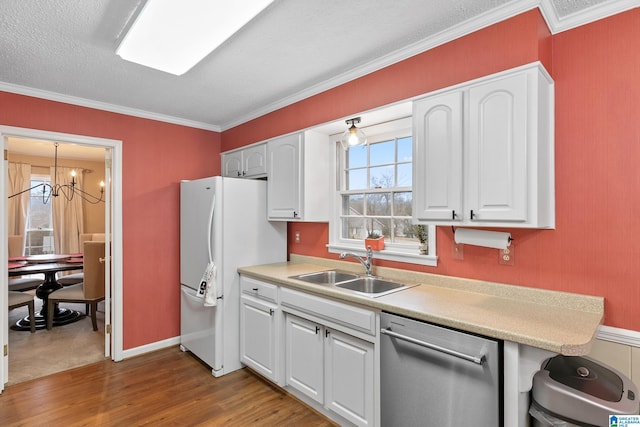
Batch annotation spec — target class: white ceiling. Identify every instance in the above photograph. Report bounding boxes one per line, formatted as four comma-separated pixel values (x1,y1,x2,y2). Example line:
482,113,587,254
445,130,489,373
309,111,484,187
0,0,636,139
7,137,105,162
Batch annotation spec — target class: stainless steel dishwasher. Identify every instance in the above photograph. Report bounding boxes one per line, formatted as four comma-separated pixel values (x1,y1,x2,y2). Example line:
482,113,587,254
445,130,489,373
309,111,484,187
380,312,502,426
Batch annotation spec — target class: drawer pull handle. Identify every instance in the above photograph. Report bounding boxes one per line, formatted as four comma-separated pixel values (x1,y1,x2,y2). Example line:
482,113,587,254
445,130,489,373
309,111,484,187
252,287,259,291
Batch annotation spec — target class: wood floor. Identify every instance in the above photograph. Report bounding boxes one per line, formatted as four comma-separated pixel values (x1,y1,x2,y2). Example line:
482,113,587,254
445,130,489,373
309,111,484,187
0,346,337,426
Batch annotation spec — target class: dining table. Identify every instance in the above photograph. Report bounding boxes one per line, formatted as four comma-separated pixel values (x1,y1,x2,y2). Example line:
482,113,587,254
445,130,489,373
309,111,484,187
8,253,84,331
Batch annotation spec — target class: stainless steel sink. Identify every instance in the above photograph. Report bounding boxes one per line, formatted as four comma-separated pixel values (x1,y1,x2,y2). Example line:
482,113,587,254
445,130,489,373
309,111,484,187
290,270,360,285
290,270,416,297
335,277,413,297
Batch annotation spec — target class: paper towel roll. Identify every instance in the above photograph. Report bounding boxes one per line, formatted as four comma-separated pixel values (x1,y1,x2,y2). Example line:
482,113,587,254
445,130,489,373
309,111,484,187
454,228,511,249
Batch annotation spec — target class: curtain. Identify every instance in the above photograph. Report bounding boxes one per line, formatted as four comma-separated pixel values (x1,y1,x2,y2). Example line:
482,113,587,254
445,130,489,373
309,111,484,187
52,166,85,254
7,163,31,248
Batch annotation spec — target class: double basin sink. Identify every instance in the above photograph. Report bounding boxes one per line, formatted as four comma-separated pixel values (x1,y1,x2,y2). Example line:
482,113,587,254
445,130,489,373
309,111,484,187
289,270,416,297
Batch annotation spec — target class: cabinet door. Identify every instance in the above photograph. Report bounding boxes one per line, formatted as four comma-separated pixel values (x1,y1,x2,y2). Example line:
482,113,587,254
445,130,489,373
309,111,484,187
413,91,463,221
467,72,528,222
240,295,277,382
325,329,374,427
222,151,243,178
285,314,324,404
267,134,302,220
243,144,267,177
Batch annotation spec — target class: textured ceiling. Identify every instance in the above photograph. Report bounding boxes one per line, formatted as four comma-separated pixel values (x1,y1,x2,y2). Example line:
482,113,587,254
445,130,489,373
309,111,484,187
0,0,632,133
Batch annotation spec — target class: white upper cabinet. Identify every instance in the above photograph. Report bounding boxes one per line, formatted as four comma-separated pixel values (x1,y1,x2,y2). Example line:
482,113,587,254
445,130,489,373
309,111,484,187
413,91,463,221
467,72,528,222
267,130,332,221
221,143,267,178
222,150,243,178
413,62,554,228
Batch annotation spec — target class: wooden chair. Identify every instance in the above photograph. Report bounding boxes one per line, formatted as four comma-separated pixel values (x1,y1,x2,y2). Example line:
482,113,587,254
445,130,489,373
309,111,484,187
47,241,105,331
9,291,36,333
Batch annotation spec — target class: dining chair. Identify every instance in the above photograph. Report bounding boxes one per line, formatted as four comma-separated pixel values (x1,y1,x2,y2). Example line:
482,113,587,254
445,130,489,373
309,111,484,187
8,234,45,291
57,233,106,286
8,235,22,258
8,291,36,333
46,241,105,331
56,272,83,286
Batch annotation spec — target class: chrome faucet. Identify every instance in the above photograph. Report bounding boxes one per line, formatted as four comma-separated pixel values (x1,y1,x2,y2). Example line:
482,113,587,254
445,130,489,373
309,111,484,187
339,246,374,276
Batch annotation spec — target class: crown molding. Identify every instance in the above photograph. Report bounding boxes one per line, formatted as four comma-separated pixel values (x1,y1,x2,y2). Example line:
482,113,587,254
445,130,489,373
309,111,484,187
220,0,541,130
539,0,640,34
0,81,221,133
221,0,639,131
2,1,638,132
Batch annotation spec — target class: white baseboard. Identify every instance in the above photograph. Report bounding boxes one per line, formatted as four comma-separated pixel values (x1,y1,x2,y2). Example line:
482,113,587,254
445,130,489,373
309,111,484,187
121,336,180,360
597,325,640,348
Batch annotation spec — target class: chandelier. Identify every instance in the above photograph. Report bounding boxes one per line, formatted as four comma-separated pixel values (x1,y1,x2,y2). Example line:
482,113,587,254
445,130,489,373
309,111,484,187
8,143,105,204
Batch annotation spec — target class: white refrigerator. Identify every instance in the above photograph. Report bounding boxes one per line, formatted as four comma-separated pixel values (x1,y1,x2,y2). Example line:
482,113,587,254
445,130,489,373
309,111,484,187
180,176,287,377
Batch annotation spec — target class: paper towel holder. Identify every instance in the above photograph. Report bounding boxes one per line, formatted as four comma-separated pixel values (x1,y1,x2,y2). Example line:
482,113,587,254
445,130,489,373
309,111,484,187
451,227,514,249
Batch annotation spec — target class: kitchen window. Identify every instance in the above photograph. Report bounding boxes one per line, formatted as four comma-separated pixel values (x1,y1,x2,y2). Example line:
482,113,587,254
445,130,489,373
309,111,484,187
328,118,436,266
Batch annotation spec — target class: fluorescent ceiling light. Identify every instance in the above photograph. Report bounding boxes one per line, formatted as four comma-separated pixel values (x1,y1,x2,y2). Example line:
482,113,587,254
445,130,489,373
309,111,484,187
116,0,273,76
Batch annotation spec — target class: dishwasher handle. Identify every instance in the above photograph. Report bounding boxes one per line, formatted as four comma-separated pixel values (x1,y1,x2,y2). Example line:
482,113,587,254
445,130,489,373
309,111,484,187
381,328,486,365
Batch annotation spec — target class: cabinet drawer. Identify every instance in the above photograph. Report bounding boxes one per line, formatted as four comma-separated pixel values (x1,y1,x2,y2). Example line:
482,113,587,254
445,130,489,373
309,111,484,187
241,276,278,303
280,287,376,336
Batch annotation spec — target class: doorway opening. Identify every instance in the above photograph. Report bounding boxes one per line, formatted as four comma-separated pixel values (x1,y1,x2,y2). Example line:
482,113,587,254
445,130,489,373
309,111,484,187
1,126,123,390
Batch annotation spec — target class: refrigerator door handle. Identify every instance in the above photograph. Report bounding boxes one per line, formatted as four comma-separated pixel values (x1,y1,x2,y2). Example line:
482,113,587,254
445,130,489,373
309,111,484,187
206,193,216,264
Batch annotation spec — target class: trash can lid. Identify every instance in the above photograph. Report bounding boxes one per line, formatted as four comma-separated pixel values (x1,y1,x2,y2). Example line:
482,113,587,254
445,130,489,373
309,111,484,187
532,355,639,425
546,355,623,402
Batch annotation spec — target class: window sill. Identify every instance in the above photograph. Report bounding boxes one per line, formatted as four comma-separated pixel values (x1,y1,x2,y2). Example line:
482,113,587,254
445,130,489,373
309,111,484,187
327,243,437,267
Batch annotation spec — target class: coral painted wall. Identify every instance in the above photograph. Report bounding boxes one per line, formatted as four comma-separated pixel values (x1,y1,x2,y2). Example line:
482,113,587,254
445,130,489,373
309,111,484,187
225,9,640,332
1,92,220,349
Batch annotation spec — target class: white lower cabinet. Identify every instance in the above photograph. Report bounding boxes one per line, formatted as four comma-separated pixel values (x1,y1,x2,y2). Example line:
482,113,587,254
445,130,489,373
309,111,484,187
324,326,375,426
285,312,375,427
285,314,324,402
239,277,279,383
240,294,278,382
239,275,378,426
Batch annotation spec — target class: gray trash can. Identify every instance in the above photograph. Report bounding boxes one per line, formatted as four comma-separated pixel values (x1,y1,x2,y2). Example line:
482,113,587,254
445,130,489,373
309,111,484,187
530,355,639,427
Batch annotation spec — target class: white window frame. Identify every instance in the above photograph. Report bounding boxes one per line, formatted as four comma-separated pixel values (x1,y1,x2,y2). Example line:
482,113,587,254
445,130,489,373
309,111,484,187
25,173,55,255
327,117,437,266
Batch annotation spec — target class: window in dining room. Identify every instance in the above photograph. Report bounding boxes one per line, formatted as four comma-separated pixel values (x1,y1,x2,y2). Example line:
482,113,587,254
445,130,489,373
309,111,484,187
25,174,55,255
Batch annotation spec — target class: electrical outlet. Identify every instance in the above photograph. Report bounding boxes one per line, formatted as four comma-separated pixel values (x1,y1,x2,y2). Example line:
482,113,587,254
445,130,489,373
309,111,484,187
294,231,301,243
499,245,515,266
452,243,464,260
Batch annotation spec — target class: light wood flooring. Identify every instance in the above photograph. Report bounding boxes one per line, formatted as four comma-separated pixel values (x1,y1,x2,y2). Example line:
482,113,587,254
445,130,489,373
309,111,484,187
0,346,337,426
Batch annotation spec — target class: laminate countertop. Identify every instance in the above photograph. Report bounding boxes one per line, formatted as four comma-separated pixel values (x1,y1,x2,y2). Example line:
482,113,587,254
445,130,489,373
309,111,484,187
238,255,604,356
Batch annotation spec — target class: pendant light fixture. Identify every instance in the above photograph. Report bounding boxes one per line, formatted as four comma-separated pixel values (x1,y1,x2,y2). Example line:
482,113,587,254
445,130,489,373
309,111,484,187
8,143,105,204
341,117,367,150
